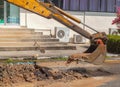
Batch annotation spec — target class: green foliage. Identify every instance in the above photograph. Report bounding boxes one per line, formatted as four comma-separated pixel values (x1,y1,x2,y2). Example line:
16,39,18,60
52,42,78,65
118,29,120,33
6,58,14,63
51,57,68,61
6,59,35,64
0,57,68,64
107,35,120,54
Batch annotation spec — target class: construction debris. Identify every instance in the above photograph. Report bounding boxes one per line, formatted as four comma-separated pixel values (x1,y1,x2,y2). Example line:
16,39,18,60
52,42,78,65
0,63,112,87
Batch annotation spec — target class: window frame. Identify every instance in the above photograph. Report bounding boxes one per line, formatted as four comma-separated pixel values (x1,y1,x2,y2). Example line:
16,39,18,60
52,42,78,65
62,0,118,13
0,1,20,25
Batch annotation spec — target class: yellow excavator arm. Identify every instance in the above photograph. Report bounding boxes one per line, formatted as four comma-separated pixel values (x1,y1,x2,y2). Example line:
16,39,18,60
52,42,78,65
4,0,92,39
3,0,108,65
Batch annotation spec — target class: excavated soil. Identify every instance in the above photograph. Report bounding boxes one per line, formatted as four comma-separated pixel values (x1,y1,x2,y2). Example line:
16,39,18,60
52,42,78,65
0,62,113,87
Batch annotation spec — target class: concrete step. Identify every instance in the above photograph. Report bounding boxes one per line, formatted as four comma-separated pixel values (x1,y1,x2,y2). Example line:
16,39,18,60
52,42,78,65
0,45,86,58
0,42,67,46
0,38,59,42
21,38,59,42
0,31,34,34
0,28,35,34
0,31,43,35
0,28,78,57
34,32,43,35
0,34,51,38
0,28,34,30
0,28,43,35
0,27,29,29
0,45,76,51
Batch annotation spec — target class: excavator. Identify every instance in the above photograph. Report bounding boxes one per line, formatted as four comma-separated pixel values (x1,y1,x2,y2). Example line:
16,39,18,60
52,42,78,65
3,0,108,65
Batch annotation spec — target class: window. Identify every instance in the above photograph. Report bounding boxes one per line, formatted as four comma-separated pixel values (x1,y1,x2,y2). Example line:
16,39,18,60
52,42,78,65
40,0,63,8
80,0,89,11
116,0,120,11
100,0,107,12
107,0,116,12
0,1,20,25
51,0,63,8
0,0,4,24
63,0,70,10
70,0,79,11
7,3,20,24
116,0,120,6
89,0,101,11
62,0,120,13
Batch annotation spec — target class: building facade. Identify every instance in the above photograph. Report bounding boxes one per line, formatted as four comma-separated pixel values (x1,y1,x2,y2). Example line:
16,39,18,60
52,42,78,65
0,0,119,37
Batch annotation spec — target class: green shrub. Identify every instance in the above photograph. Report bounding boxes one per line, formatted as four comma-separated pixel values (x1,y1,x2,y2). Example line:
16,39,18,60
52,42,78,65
6,58,14,63
107,35,120,54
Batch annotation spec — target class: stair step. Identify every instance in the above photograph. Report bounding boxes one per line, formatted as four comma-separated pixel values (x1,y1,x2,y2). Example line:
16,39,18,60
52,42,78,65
34,32,43,35
0,38,59,42
0,46,76,51
0,50,80,58
21,38,59,42
0,28,34,30
0,28,35,34
0,44,88,58
0,42,67,46
0,28,45,35
0,32,33,34
0,28,77,58
0,34,51,38
0,31,43,35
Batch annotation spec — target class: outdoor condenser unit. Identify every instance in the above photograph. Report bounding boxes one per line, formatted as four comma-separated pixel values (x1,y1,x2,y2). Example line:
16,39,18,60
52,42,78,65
55,27,70,42
74,34,86,44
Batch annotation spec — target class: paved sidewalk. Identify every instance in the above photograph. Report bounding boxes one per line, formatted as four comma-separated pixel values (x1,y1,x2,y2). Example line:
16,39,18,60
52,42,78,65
99,77,120,87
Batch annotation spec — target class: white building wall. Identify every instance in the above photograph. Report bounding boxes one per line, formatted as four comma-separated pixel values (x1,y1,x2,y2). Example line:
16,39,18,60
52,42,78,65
84,12,117,34
20,9,26,27
20,8,117,41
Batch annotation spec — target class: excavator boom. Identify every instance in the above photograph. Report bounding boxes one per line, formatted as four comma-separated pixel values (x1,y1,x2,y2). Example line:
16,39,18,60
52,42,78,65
4,0,92,39
3,0,108,64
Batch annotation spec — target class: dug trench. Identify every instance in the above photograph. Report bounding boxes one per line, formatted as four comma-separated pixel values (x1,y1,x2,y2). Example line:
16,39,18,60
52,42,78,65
0,62,113,87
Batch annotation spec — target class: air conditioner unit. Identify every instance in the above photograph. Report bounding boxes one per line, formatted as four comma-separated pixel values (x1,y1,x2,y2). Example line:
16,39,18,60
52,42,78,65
55,27,70,42
74,35,86,44
109,28,119,35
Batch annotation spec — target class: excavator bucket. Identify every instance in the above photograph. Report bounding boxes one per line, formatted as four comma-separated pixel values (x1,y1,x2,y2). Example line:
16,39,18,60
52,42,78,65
67,40,106,65
84,44,106,64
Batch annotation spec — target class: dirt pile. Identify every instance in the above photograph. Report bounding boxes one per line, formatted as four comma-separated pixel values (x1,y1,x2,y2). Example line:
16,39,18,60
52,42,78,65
0,64,88,86
0,63,112,87
0,64,35,86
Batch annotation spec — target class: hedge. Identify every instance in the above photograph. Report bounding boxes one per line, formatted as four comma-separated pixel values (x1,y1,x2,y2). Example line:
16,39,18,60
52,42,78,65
107,35,120,54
